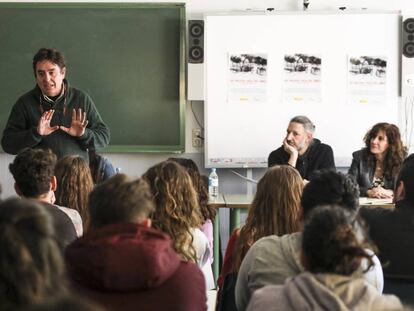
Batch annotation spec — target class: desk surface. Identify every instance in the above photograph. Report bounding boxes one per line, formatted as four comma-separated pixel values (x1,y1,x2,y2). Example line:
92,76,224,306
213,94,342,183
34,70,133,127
209,194,394,209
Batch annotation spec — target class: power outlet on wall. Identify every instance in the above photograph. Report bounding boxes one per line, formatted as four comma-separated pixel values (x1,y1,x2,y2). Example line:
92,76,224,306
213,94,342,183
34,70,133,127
192,129,203,148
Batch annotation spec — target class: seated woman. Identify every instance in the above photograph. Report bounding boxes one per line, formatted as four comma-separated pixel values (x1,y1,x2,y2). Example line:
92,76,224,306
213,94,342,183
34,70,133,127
143,161,215,289
348,122,407,198
217,165,303,307
55,155,94,233
0,198,68,310
168,157,216,267
247,205,402,311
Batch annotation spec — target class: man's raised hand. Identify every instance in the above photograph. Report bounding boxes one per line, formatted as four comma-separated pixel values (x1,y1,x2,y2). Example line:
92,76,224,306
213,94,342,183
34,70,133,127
60,108,88,137
37,109,59,136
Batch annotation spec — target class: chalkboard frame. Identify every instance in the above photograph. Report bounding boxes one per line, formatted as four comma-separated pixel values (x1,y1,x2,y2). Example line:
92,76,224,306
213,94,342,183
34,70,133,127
0,2,186,153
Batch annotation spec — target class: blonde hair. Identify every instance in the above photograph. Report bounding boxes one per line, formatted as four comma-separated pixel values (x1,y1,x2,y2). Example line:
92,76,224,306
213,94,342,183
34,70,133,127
143,161,203,262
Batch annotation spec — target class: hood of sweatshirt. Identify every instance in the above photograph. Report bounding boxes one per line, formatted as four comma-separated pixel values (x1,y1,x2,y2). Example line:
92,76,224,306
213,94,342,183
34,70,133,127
65,223,181,292
280,272,401,311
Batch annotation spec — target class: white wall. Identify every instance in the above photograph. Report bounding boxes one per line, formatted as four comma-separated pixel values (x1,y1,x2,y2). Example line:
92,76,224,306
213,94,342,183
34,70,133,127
0,0,413,200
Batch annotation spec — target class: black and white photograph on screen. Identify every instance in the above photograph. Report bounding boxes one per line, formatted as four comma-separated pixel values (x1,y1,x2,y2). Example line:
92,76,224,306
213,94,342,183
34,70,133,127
227,53,267,103
282,53,322,104
348,55,387,105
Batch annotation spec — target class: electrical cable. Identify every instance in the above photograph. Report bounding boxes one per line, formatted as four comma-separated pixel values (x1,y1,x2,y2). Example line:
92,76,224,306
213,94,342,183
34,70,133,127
190,100,204,130
230,170,258,184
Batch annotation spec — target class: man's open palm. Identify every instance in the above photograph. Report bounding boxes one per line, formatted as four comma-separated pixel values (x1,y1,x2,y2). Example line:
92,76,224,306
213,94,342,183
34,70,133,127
60,108,88,137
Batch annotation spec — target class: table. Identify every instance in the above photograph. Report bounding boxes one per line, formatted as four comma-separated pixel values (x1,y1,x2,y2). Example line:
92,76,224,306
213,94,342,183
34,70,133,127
208,194,394,283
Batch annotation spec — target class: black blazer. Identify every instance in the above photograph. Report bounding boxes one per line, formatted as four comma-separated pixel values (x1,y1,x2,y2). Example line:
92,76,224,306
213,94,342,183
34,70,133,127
348,149,395,196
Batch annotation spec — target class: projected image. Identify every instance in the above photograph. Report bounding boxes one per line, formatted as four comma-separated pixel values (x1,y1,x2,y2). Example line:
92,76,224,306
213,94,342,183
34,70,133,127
227,53,268,103
282,53,322,103
348,55,387,105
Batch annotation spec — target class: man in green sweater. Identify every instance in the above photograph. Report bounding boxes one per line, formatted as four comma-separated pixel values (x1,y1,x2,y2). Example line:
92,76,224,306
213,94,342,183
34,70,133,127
1,48,110,159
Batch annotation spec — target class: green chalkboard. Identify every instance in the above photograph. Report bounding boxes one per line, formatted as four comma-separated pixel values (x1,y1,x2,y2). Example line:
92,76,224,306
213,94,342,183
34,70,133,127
0,3,186,152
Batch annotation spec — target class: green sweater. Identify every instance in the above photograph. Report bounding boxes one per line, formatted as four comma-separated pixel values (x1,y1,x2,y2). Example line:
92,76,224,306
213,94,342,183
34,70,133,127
1,80,110,159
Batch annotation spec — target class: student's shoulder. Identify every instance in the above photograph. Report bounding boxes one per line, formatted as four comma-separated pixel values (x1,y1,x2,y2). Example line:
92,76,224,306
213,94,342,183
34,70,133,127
247,233,302,265
246,285,283,311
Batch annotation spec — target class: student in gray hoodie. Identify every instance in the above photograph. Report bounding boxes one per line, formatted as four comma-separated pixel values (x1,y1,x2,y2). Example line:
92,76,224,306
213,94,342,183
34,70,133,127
246,206,402,311
235,170,384,311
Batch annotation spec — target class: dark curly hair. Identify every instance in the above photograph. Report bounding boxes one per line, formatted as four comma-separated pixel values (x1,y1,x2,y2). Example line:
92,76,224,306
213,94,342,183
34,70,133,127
168,157,216,222
301,170,359,219
9,148,57,198
363,122,407,179
0,198,68,310
302,205,374,275
33,48,66,76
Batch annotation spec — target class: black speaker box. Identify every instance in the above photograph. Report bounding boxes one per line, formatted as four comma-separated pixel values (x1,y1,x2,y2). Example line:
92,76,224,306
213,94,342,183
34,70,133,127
402,18,414,58
188,20,204,63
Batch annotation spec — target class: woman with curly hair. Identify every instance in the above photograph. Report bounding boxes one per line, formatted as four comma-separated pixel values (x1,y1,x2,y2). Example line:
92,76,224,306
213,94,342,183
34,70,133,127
55,155,94,233
217,165,303,309
247,206,402,311
143,160,215,289
168,158,216,264
348,122,407,198
0,198,68,310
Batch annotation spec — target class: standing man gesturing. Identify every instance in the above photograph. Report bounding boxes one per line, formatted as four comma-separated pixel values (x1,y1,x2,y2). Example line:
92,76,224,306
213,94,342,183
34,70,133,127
2,48,110,159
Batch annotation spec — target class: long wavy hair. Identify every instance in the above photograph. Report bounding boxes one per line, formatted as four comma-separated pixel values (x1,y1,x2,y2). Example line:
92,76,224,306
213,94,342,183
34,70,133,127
234,165,304,271
0,198,68,310
55,156,94,232
363,122,407,179
143,161,203,262
168,157,216,222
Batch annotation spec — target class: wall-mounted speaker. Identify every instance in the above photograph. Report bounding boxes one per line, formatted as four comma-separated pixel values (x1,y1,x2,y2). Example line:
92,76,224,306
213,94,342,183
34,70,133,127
188,20,204,63
402,16,414,97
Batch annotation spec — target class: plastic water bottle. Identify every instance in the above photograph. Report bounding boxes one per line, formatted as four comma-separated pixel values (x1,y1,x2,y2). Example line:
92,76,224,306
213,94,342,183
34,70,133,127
208,168,219,198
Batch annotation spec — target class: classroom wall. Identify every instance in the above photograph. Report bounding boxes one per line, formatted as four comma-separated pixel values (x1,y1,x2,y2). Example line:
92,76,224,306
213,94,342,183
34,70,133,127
1,0,413,257
0,0,413,195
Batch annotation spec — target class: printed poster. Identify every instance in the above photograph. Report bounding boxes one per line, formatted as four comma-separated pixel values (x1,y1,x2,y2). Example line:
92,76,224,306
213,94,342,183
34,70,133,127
282,53,322,103
348,55,387,105
227,53,268,103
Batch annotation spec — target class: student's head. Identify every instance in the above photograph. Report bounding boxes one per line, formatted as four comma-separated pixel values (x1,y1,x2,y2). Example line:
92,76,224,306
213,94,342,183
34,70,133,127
168,157,216,222
235,165,304,270
89,174,154,229
285,115,315,154
301,170,359,219
9,148,57,198
55,156,94,231
394,154,414,204
33,48,67,97
0,198,67,309
143,160,203,262
363,122,406,178
302,205,373,275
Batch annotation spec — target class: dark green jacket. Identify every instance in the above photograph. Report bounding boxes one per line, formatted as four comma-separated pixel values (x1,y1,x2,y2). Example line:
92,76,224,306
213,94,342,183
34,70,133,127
1,80,110,159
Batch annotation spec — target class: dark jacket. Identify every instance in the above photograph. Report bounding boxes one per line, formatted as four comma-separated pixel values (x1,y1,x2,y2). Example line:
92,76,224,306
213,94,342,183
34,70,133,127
65,223,207,311
360,199,414,278
1,80,110,160
348,149,395,196
39,201,77,250
268,139,335,180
